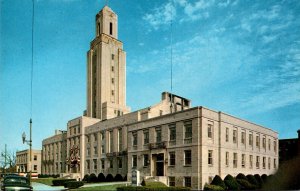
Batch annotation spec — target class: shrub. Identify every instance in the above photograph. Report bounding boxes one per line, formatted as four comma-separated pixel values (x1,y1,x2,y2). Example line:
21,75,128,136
210,175,226,189
261,174,268,183
97,173,106,182
89,173,98,183
246,174,258,187
236,173,247,180
254,174,263,188
114,174,123,182
64,181,84,189
203,183,224,191
224,174,240,190
141,178,146,186
52,179,76,186
82,174,89,182
106,174,114,182
123,175,127,181
236,179,256,190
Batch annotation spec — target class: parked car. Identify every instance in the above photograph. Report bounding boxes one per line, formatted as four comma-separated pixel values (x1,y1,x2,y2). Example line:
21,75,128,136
1,175,32,191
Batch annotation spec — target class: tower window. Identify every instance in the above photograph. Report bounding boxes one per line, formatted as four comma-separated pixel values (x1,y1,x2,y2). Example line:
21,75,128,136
112,54,114,60
97,23,100,35
111,66,114,72
110,22,113,35
111,90,114,96
111,78,114,84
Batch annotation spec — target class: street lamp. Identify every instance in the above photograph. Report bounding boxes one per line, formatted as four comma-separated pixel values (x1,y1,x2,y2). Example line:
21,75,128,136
22,119,32,183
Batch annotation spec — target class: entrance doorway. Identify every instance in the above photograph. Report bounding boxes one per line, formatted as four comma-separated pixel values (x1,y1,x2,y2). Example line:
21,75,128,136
156,153,164,176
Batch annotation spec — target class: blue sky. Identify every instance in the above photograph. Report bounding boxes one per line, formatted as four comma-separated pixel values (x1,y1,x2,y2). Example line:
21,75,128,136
1,0,299,154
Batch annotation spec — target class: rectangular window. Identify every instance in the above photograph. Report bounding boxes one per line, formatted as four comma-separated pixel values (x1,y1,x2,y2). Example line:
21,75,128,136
256,156,260,169
249,155,253,169
111,78,114,84
169,151,175,166
87,148,90,156
268,157,271,169
226,152,229,166
109,131,113,153
111,54,114,60
274,158,277,169
207,123,213,138
34,155,37,161
143,154,149,167
274,140,277,152
93,159,97,170
109,159,113,168
268,139,271,150
143,130,149,145
111,90,114,96
94,146,97,155
101,159,105,169
110,22,113,35
184,150,191,166
118,158,122,169
34,165,37,171
233,153,237,168
132,132,137,146
256,135,260,148
241,131,245,144
132,155,137,168
233,129,237,143
111,66,114,72
208,150,213,165
263,137,266,149
87,135,90,143
94,133,97,142
226,128,229,142
169,177,175,187
118,129,122,152
263,157,266,169
86,160,90,170
184,121,192,139
184,177,191,187
156,128,162,143
169,124,176,142
249,133,253,146
101,145,105,154
242,154,245,168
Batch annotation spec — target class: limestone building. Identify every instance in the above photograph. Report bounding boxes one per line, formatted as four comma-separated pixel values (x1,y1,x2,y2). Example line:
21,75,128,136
41,5,279,190
16,149,42,175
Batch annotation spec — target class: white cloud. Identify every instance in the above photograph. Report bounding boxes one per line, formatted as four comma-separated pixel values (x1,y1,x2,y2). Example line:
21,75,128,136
262,35,277,44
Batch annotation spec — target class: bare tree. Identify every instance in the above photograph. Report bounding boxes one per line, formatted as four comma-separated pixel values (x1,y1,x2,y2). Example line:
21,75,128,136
1,149,17,173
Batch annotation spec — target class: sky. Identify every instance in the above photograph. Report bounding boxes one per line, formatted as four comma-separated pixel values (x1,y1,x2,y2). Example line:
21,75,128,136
1,0,300,155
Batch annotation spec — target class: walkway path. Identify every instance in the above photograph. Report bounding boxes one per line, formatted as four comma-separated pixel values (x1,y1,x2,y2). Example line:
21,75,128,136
82,181,129,188
32,182,66,191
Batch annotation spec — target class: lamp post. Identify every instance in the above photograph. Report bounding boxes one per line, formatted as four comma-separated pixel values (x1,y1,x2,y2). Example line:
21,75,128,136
22,118,32,184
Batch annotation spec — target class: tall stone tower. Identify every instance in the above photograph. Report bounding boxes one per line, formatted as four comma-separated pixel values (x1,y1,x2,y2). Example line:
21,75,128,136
87,6,130,120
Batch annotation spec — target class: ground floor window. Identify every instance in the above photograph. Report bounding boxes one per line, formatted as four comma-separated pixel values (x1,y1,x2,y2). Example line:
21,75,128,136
184,177,191,187
132,155,137,168
169,176,175,187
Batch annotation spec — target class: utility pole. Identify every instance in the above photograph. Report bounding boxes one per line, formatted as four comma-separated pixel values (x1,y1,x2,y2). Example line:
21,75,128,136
4,144,7,173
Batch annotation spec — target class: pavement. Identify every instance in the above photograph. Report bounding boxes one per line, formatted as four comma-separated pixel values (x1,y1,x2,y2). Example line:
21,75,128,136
81,181,129,188
32,182,67,191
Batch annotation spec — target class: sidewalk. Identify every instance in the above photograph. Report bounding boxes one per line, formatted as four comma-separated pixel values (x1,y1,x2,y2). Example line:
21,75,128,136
82,181,129,188
32,182,67,191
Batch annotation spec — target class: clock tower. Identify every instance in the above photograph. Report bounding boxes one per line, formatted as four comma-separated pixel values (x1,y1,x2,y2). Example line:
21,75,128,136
87,6,130,120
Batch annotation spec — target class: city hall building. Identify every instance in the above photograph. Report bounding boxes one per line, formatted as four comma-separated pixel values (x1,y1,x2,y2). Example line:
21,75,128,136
41,5,278,190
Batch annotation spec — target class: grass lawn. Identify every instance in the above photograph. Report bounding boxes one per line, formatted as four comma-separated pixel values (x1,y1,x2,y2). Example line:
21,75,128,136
144,181,167,187
72,184,127,191
31,178,54,186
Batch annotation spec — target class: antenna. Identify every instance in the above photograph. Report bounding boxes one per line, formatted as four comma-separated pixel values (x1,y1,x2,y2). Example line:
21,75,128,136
170,0,174,113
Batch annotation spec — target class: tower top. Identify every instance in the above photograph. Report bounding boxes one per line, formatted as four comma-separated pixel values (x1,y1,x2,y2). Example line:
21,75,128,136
95,5,118,39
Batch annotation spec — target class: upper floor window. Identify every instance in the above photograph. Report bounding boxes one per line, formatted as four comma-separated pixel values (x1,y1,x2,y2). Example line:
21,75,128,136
256,156,260,169
111,54,114,60
118,129,122,152
156,128,162,143
233,129,237,143
249,133,253,146
225,152,229,166
249,155,253,169
132,155,137,168
263,137,266,149
268,139,271,150
207,123,213,138
241,154,245,168
132,132,137,146
233,153,237,168
101,159,105,169
256,135,260,148
34,155,37,161
184,120,192,139
143,154,149,167
241,131,245,144
118,157,122,168
274,140,277,152
109,22,113,35
225,128,229,142
184,150,191,166
94,133,97,142
169,124,176,142
143,130,149,145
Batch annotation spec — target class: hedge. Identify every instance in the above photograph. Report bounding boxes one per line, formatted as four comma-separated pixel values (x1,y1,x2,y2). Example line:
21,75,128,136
246,174,258,187
52,179,76,186
203,184,224,191
117,186,190,191
106,174,114,182
115,174,123,182
98,173,106,182
254,174,263,188
236,173,247,180
236,179,256,190
83,174,89,182
64,181,84,189
89,173,98,183
224,175,240,190
210,175,226,189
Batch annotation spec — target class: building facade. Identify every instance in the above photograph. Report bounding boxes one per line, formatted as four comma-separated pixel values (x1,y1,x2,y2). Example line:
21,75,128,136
16,149,42,175
279,130,300,164
41,5,279,190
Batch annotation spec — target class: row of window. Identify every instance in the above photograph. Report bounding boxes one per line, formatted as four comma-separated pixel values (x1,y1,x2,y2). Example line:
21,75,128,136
132,121,193,147
86,158,123,170
169,176,191,187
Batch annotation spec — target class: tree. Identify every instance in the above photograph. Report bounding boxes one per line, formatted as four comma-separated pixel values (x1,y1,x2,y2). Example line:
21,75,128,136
1,149,16,173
